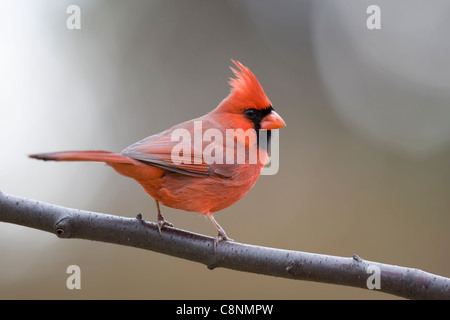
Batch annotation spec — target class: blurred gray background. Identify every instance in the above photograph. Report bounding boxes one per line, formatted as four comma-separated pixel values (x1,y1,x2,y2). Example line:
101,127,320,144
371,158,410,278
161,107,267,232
1,0,449,299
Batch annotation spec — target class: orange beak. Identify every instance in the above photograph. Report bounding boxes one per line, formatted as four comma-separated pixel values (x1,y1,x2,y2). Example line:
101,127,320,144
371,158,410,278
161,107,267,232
260,110,286,130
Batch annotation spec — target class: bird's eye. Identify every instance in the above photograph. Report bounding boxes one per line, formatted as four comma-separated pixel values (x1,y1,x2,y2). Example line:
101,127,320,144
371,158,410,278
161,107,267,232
244,109,257,119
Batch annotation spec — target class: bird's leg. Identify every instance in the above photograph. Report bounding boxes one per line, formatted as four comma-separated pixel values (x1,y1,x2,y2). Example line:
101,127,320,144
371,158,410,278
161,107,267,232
155,200,173,235
208,213,233,251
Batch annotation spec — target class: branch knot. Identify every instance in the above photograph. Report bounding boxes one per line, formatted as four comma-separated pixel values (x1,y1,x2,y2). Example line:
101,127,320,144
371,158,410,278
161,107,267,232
55,216,72,238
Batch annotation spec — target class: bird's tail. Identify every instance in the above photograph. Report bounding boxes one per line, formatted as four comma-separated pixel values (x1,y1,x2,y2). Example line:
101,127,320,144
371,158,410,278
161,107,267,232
29,150,131,164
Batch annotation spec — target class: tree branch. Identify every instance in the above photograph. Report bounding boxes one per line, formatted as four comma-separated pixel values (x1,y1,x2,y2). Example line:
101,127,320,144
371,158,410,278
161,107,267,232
0,191,449,299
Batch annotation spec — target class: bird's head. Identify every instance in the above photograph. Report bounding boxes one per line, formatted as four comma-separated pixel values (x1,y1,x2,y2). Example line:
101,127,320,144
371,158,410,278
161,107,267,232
214,60,286,133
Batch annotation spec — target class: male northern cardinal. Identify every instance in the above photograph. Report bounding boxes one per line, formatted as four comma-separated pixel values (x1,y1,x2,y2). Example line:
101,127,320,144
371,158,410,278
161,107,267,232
29,60,285,249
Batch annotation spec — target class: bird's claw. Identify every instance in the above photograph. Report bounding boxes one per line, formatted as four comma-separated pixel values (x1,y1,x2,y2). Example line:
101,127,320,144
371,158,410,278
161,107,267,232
213,232,233,252
157,218,174,236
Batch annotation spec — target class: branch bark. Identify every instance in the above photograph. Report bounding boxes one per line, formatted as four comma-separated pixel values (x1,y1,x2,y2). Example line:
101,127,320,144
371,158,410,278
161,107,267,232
0,191,449,299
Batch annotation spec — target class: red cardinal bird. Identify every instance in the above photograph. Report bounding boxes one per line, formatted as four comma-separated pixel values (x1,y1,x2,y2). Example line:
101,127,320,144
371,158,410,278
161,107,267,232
29,60,285,249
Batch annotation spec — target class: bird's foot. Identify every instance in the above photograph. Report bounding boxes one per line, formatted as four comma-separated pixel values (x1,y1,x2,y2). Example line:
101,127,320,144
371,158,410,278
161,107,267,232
136,213,173,236
157,217,174,236
213,231,233,252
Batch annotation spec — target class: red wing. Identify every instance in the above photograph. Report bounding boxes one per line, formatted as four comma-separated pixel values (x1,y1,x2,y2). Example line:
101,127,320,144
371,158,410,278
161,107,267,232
121,119,213,177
